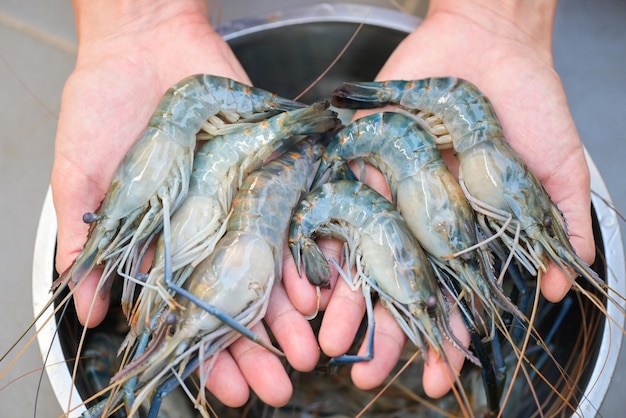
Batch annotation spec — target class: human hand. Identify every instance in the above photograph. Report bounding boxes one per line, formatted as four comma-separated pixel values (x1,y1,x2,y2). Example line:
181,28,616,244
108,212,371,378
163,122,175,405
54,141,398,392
52,0,317,408
283,0,591,401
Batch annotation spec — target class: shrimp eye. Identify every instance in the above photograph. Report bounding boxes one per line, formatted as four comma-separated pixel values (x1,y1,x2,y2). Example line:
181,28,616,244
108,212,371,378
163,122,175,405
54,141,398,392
426,295,438,313
165,311,178,327
543,216,553,228
82,212,99,224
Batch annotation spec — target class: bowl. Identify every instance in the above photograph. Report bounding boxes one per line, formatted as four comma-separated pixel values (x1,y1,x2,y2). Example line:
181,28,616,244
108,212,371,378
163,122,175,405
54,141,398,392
32,3,625,417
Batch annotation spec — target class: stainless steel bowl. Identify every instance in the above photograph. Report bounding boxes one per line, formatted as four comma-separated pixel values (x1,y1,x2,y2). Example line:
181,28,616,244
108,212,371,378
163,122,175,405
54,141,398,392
32,3,625,417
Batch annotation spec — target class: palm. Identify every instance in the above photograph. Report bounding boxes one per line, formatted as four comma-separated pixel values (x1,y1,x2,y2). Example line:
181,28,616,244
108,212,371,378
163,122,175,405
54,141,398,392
376,10,593,300
52,20,249,321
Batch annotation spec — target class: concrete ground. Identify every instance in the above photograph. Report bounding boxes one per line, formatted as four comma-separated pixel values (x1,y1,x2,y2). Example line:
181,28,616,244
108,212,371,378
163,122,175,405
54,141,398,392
0,0,624,417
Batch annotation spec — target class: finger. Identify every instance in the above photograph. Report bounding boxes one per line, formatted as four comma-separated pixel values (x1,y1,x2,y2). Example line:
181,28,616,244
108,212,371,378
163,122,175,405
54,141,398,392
202,350,250,408
283,237,344,315
265,282,320,372
318,272,366,357
228,321,292,407
422,305,470,398
540,206,595,303
350,302,407,390
347,161,391,201
540,264,574,303
540,203,595,302
69,269,110,327
52,157,111,327
282,241,322,317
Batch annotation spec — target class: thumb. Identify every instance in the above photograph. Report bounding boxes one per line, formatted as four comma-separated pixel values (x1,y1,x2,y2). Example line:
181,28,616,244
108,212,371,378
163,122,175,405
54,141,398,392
51,153,111,327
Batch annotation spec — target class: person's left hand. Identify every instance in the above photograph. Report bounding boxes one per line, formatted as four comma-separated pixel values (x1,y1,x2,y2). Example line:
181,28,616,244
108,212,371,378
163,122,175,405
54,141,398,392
282,0,592,402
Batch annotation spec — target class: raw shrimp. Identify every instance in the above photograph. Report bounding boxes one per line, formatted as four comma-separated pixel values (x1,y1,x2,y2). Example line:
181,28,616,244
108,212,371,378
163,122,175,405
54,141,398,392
331,78,619,311
89,137,326,418
289,179,474,365
312,111,523,329
1,74,308,397
55,74,306,295
127,101,340,335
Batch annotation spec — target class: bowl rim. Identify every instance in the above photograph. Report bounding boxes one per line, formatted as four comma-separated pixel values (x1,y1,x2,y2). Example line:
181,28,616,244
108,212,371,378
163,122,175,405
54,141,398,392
216,2,421,41
31,3,625,417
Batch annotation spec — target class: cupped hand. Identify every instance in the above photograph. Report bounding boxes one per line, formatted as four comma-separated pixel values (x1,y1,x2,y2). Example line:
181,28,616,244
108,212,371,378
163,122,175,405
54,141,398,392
52,0,317,408
283,0,591,401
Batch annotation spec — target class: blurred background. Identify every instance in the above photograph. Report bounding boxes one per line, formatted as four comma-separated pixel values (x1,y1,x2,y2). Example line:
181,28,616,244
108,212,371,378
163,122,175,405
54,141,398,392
0,0,624,416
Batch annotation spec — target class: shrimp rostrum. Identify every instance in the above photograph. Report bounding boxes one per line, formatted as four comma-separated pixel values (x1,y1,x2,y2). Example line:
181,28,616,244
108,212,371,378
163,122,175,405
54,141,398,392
331,77,620,311
87,137,326,418
289,179,477,366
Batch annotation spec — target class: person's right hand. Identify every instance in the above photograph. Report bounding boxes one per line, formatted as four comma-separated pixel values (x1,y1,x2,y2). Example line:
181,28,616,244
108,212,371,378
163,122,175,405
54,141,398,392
53,0,250,327
52,0,318,408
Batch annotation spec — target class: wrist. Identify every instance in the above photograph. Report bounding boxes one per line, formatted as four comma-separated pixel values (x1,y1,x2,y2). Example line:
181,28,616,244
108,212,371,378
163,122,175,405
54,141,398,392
72,0,209,44
426,0,557,59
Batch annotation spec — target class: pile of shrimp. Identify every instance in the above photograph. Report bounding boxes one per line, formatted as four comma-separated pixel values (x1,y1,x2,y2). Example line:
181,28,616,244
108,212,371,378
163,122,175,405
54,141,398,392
1,75,622,418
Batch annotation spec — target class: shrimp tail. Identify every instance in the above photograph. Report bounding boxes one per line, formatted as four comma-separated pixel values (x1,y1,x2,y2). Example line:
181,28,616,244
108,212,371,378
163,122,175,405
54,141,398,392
312,158,358,189
263,95,308,113
283,100,341,134
290,237,333,289
331,81,392,108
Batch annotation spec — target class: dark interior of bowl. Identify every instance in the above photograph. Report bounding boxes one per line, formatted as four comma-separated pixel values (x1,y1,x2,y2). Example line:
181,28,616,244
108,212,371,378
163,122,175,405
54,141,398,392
227,21,409,103
50,19,608,417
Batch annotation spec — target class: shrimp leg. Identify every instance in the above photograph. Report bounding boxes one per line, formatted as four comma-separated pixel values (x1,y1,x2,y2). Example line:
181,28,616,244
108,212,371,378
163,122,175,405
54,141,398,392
325,247,376,365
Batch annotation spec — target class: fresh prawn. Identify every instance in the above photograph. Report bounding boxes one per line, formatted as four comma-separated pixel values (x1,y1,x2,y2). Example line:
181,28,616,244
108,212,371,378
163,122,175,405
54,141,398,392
1,73,310,417
87,137,326,418
289,179,477,366
54,74,306,296
330,77,624,315
126,101,340,334
312,111,524,331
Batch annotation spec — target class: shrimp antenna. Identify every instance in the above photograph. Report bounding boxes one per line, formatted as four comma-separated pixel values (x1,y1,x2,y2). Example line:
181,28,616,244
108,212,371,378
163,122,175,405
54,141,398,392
292,11,368,102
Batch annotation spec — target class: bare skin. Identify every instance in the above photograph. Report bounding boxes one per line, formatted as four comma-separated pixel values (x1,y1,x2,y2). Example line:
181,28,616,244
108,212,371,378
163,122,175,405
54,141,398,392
52,0,592,408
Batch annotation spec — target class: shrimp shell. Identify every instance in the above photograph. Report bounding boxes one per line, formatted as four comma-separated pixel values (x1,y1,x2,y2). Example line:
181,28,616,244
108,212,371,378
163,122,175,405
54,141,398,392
331,78,612,307
313,111,522,324
289,179,448,359
54,74,305,294
108,138,325,416
127,101,339,334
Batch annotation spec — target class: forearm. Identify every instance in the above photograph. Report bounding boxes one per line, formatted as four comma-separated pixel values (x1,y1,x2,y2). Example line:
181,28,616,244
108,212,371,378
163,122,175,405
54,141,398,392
426,0,557,61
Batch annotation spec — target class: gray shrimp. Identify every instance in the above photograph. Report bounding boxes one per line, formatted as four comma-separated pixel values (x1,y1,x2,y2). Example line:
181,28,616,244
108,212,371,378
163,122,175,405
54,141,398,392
312,111,523,326
126,101,339,334
331,78,615,308
53,74,305,295
289,179,474,364
101,138,325,417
